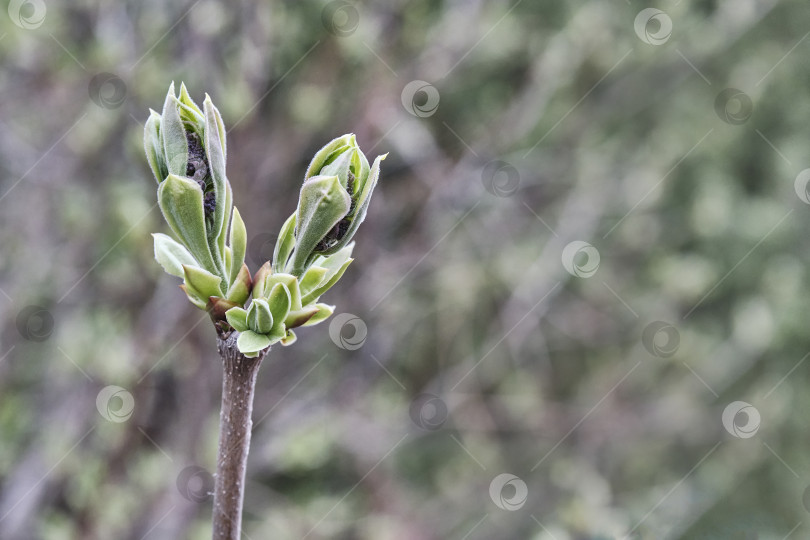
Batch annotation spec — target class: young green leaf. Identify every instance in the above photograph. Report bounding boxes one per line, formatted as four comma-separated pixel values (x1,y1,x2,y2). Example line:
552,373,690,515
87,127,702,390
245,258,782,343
303,303,335,326
265,283,292,325
290,175,350,275
158,174,217,274
319,153,387,256
318,243,354,280
252,262,272,296
208,297,240,322
179,284,207,309
247,298,274,334
300,258,352,306
263,273,302,311
204,95,230,250
280,329,297,346
273,213,297,271
160,82,188,177
304,134,353,180
319,149,352,188
284,305,320,328
225,263,251,305
144,110,166,184
228,207,247,286
153,233,197,278
299,266,328,298
183,264,223,300
225,307,249,332
237,330,272,355
178,83,204,120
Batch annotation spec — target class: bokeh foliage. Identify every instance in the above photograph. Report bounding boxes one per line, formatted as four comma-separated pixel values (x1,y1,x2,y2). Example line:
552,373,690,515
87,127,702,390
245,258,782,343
1,0,810,538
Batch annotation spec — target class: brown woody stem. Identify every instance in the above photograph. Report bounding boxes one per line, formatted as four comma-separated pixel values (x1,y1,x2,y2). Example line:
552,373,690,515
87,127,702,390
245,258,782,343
211,332,266,540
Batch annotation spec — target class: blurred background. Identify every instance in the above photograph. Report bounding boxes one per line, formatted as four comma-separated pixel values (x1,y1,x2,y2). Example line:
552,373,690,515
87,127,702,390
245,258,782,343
1,0,809,538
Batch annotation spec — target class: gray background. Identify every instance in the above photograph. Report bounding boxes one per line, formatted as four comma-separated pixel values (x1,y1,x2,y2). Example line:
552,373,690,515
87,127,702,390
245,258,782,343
0,0,808,538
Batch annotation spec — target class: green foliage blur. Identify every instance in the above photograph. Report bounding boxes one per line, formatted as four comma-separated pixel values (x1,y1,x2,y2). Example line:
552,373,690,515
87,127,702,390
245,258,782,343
1,0,810,538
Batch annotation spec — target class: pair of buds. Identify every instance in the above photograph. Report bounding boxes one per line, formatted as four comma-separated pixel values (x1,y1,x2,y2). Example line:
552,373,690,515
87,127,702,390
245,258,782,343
145,83,385,356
